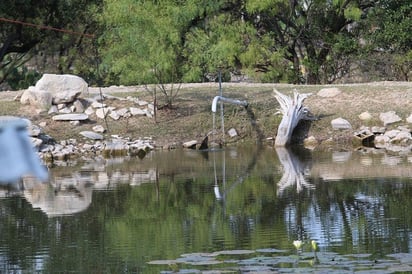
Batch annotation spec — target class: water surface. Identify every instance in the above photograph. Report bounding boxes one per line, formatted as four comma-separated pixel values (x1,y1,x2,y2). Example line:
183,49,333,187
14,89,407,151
2,145,412,273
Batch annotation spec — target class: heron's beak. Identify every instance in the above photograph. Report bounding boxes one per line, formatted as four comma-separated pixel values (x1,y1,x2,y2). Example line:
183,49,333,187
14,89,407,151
0,117,48,183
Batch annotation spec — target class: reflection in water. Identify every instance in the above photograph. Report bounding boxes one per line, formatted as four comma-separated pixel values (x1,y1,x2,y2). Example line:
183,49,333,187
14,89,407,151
2,146,412,272
275,146,314,195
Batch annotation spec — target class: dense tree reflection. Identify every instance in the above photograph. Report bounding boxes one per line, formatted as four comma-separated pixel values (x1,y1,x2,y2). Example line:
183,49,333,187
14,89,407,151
1,147,412,271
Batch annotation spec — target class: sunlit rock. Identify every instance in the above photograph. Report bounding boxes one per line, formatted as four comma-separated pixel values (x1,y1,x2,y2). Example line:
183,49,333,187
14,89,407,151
303,136,318,150
331,117,352,130
80,131,103,140
379,111,402,126
228,128,238,137
35,74,87,104
92,125,106,133
183,140,197,149
358,111,372,121
317,87,341,97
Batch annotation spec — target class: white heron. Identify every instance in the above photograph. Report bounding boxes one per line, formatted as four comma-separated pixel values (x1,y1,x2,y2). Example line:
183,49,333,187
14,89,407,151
0,116,48,184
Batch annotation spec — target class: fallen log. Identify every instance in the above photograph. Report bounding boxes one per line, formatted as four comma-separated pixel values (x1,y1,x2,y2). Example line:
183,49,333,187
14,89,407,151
273,89,314,146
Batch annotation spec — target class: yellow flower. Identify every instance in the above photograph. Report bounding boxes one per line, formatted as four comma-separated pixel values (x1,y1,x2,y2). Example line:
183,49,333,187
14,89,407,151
293,240,303,250
311,240,318,252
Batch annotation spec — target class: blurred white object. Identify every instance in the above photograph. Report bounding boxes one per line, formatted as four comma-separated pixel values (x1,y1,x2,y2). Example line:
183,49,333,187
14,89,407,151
0,116,48,183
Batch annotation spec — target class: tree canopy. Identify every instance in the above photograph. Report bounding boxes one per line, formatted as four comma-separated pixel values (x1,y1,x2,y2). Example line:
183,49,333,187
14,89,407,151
0,0,411,89
0,0,100,89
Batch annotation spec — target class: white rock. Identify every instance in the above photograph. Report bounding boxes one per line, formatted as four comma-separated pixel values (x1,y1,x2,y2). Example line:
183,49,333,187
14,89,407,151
117,108,129,117
374,135,390,148
28,124,42,137
91,101,107,108
379,111,402,126
58,107,72,114
130,107,146,116
72,100,85,113
183,140,197,149
84,106,94,115
52,113,89,121
109,111,120,120
35,74,88,104
93,125,106,133
358,111,372,121
385,129,400,139
48,105,58,114
317,87,341,98
80,131,103,140
137,100,148,106
20,87,35,105
331,117,352,130
20,88,52,110
96,108,109,119
391,131,412,143
371,126,386,134
406,114,412,124
228,128,238,137
31,137,43,149
69,120,80,126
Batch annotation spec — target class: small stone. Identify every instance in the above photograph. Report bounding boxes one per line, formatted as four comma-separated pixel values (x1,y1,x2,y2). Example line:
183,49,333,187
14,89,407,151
317,87,341,98
303,136,318,149
96,108,109,119
137,100,148,106
358,112,372,121
371,126,386,134
331,117,352,130
117,108,129,117
379,111,402,126
130,107,146,116
84,106,94,115
52,113,89,121
72,100,85,113
80,131,104,140
183,140,197,149
48,105,58,114
228,128,238,137
93,125,106,133
406,114,412,124
109,111,120,120
92,101,107,108
70,120,80,126
58,107,72,114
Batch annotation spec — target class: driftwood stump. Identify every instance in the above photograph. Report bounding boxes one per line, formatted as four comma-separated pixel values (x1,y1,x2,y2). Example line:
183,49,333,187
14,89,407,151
273,89,313,146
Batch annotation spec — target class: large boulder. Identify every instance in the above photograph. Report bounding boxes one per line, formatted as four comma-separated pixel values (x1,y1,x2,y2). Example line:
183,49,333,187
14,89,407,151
35,74,88,104
20,86,53,110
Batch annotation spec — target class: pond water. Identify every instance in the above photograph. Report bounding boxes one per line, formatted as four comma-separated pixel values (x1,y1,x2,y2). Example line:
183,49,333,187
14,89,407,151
2,145,412,273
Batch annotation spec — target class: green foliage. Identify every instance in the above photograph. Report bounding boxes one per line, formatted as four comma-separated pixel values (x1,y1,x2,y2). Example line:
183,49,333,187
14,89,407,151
0,0,101,89
6,66,41,90
366,0,412,52
1,0,411,89
100,0,189,106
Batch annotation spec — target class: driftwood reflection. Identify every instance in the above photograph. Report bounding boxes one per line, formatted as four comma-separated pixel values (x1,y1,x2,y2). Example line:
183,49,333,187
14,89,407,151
275,146,314,195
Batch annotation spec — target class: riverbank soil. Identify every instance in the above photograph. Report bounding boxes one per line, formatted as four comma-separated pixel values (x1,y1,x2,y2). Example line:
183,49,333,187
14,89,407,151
0,82,411,149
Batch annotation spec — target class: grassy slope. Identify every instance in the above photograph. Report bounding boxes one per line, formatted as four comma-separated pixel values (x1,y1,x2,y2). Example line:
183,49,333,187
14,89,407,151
0,82,411,149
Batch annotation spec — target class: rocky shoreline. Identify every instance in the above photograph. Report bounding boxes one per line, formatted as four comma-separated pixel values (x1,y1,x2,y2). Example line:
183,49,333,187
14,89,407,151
3,75,412,166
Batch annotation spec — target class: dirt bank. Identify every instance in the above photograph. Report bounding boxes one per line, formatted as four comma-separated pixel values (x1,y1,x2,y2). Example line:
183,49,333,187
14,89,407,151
1,82,411,149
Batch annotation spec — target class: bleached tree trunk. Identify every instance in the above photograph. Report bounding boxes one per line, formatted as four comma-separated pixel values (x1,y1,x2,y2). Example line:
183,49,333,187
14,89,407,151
273,89,313,146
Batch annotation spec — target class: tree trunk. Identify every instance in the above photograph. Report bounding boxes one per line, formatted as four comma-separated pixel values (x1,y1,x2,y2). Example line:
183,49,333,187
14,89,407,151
273,89,313,146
